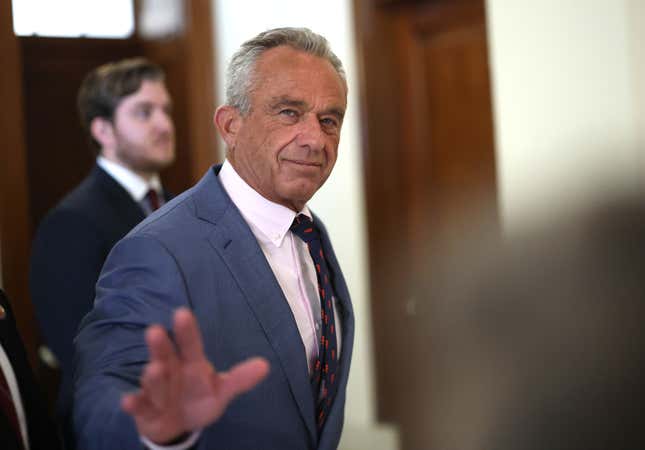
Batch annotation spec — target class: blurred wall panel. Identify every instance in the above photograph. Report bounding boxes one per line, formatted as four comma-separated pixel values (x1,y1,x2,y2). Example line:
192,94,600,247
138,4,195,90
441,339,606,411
486,0,642,232
627,0,645,172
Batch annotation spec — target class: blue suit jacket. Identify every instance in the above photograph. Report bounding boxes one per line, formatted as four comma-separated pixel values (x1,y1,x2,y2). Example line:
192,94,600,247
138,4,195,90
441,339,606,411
73,165,355,450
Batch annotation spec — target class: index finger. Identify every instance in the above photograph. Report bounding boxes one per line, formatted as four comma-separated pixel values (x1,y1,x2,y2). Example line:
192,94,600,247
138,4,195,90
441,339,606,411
173,307,206,363
146,324,178,365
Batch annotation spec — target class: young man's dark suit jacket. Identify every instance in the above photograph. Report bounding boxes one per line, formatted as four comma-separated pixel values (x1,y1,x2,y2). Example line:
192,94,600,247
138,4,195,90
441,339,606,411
29,164,169,447
74,165,355,450
0,289,62,450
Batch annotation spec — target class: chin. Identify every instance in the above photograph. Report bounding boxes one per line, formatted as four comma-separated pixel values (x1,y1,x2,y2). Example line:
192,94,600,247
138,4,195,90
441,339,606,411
138,159,173,174
286,190,317,209
152,152,176,167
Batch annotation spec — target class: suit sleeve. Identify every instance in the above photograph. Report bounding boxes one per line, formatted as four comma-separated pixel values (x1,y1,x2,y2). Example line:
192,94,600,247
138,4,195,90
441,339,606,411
73,233,192,450
29,209,110,382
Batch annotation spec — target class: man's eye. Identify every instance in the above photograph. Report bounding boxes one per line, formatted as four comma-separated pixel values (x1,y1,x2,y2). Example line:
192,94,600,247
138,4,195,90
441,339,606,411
279,109,298,118
134,107,152,119
320,118,338,128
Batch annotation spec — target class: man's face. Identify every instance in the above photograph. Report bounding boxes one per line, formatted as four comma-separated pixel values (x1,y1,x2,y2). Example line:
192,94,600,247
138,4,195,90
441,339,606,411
226,46,347,211
103,79,175,177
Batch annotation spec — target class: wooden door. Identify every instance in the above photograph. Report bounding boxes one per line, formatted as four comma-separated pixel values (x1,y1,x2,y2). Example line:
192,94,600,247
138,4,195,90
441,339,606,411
354,0,498,448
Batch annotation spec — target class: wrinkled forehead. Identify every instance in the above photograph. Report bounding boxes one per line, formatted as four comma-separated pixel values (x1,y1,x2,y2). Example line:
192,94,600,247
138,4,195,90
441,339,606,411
250,46,347,99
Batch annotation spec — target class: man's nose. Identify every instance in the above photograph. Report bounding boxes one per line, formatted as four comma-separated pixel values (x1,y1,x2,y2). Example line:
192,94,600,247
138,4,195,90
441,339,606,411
296,114,325,151
154,108,174,133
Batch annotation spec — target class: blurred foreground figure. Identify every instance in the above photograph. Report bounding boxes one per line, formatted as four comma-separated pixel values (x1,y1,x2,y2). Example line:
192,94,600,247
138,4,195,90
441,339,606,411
416,194,645,450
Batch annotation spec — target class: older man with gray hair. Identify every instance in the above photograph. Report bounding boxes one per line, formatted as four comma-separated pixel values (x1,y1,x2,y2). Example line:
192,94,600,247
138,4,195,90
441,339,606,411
73,27,354,450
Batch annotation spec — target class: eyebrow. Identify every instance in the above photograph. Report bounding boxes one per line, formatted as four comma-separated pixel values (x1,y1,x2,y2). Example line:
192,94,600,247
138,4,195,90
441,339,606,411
324,107,345,121
269,96,345,120
132,99,173,109
269,97,306,111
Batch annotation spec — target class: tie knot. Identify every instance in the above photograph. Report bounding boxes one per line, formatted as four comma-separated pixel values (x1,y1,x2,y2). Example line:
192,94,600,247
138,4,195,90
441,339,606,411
290,214,319,243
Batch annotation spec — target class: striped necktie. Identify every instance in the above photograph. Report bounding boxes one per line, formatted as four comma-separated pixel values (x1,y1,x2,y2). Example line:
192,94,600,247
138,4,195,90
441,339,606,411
290,214,339,430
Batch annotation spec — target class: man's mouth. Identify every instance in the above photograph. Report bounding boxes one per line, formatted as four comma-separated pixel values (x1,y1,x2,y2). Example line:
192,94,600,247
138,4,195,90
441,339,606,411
153,135,173,146
283,159,322,167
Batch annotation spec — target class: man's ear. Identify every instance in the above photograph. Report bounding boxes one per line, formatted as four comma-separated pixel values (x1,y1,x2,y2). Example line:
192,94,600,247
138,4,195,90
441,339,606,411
90,117,115,153
213,105,242,150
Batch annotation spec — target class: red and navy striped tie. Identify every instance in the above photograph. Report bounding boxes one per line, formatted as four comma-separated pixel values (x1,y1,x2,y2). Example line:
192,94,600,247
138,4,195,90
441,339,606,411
290,214,339,430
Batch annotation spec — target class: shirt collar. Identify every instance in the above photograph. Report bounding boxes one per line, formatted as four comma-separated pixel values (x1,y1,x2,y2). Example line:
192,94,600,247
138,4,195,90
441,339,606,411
97,156,162,202
218,159,312,247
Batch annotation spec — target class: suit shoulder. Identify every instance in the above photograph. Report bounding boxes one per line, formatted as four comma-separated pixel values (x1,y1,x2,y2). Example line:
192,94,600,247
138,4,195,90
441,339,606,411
36,167,145,240
41,171,109,221
35,199,99,239
312,212,332,237
61,169,119,209
128,187,199,238
126,166,231,244
32,189,117,256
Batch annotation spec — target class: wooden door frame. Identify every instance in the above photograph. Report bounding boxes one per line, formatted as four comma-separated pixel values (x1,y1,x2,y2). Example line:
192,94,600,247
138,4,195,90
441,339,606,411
353,0,497,429
0,0,38,361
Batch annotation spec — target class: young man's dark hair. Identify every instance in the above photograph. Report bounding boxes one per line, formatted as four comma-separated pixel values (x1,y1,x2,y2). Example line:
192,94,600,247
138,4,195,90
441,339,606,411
77,57,165,154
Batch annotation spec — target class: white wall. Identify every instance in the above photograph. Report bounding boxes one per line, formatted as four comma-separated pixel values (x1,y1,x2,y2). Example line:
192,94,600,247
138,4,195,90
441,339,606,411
212,1,390,447
628,0,645,171
486,0,643,233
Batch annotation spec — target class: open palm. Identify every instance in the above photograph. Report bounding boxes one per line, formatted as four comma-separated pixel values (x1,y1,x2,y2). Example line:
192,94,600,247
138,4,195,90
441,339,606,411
121,308,270,445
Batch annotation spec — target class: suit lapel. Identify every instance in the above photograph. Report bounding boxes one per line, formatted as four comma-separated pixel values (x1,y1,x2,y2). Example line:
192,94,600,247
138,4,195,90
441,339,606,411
92,165,146,228
193,167,318,444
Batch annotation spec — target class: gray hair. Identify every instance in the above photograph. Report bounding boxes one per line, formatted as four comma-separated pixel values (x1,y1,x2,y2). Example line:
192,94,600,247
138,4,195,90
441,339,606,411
225,27,346,114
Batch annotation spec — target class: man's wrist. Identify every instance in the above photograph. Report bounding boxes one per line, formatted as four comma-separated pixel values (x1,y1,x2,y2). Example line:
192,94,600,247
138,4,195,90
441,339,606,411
141,430,202,450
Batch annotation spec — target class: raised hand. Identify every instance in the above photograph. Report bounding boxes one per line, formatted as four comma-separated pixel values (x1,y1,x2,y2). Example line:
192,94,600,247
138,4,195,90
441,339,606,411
121,308,270,445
